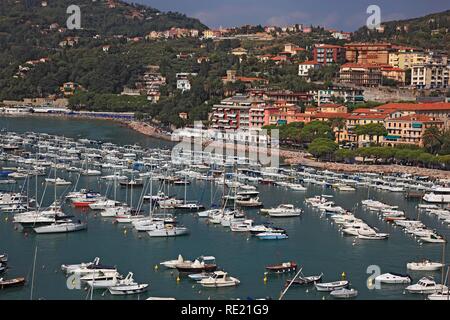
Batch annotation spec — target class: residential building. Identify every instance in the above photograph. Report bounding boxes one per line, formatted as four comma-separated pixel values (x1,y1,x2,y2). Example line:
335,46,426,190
388,50,425,70
222,70,268,85
176,73,197,92
339,63,382,86
342,109,391,145
298,60,320,77
384,115,444,146
411,57,449,89
381,65,406,84
210,95,266,130
60,82,81,96
313,44,346,65
345,43,392,65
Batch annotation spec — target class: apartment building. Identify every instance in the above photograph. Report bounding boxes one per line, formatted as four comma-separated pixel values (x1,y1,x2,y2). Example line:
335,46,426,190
312,44,346,65
298,60,320,77
339,63,382,87
345,43,392,65
210,95,266,130
384,114,444,146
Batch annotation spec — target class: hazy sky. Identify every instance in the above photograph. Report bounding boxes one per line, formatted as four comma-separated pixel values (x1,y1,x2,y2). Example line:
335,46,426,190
129,0,449,31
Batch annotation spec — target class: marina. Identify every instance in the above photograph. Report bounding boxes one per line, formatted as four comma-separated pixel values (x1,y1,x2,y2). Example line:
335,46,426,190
0,116,450,300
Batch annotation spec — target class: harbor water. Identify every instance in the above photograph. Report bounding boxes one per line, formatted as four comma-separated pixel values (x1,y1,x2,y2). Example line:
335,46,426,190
0,116,449,300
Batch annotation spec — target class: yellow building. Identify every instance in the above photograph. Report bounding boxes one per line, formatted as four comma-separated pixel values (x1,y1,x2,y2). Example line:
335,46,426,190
384,114,444,147
388,51,425,70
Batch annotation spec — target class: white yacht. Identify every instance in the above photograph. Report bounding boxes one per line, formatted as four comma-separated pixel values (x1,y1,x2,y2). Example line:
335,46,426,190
375,273,412,284
406,277,447,294
267,204,302,217
407,260,444,271
423,187,450,203
33,220,87,234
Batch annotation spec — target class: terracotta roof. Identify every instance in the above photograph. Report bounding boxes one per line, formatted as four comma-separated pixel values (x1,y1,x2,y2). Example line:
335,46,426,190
389,114,443,122
311,112,350,119
341,63,382,69
377,103,450,111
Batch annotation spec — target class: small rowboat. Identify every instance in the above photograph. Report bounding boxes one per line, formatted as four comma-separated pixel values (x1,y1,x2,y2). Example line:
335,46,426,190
330,288,358,298
266,261,297,273
315,280,349,292
286,273,323,286
0,277,26,289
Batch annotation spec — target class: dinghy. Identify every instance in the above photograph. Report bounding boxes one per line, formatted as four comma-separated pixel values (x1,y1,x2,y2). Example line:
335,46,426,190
265,261,297,273
330,288,358,298
0,277,26,289
315,280,349,292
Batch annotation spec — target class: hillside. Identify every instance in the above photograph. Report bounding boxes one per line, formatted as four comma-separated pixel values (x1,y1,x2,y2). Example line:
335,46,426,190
352,10,450,53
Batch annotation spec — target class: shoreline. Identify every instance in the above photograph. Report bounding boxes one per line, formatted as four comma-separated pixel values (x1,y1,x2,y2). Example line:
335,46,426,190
2,113,449,180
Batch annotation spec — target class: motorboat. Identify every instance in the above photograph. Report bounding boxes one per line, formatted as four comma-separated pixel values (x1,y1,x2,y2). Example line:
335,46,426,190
249,224,285,235
255,232,288,240
266,204,302,218
406,277,448,294
265,261,297,273
0,254,7,264
420,234,446,244
315,280,349,292
160,254,191,269
375,272,412,284
423,187,450,203
235,197,263,208
176,256,217,273
84,272,123,289
407,260,444,271
175,202,205,211
45,178,71,186
88,200,119,210
61,257,101,273
188,272,215,281
198,271,240,288
428,290,450,300
108,272,148,295
330,288,358,298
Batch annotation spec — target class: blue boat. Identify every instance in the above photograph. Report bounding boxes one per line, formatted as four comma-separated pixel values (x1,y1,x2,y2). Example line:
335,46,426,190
256,232,288,240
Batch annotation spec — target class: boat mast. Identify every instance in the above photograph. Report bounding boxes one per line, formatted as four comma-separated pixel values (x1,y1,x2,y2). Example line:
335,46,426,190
278,267,303,300
30,246,38,300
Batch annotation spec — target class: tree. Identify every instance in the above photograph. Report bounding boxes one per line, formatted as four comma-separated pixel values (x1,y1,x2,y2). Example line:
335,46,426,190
308,138,338,160
300,121,333,143
355,123,388,146
423,126,443,154
329,118,346,145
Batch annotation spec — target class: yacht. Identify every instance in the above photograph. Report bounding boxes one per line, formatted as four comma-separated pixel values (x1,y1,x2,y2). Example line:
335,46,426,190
375,273,412,284
406,277,447,294
407,260,444,271
160,254,191,269
33,220,87,234
147,223,189,237
423,187,450,203
266,204,302,217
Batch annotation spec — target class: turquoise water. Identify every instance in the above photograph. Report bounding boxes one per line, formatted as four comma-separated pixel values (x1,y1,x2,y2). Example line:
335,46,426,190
0,116,449,300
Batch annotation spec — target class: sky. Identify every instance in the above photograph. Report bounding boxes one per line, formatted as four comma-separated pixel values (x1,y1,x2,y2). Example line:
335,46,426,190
130,0,450,31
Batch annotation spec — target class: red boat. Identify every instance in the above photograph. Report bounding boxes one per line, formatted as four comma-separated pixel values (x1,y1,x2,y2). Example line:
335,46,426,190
266,261,297,273
72,200,98,208
384,216,406,222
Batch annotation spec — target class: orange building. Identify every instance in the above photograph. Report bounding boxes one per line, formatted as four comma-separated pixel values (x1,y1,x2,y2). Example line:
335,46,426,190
345,43,392,65
384,115,444,146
